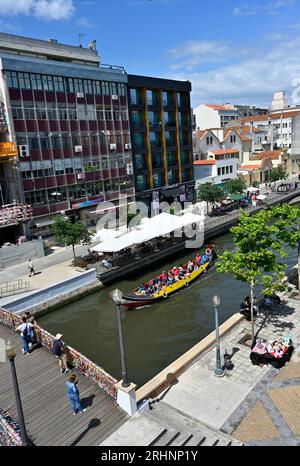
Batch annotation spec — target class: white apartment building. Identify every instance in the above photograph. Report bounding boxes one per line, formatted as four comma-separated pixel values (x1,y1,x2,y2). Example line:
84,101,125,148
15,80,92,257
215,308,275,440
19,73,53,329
239,110,300,150
193,104,239,130
193,149,239,187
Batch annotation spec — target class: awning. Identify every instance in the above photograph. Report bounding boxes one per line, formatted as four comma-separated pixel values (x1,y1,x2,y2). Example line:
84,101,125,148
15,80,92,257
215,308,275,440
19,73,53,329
91,212,203,253
229,194,246,202
35,219,54,228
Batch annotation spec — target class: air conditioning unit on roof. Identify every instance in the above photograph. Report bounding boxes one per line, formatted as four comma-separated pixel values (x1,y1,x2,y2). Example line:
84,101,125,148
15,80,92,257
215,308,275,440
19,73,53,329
110,143,117,150
77,173,85,180
74,145,82,153
125,143,131,150
76,92,84,98
112,95,118,100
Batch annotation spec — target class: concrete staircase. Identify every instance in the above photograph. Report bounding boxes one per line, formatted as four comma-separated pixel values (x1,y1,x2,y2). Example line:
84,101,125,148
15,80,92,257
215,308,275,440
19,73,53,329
144,401,243,447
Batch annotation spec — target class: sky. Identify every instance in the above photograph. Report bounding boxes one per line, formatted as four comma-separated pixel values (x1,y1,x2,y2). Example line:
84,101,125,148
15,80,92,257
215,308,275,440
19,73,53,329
1,0,300,108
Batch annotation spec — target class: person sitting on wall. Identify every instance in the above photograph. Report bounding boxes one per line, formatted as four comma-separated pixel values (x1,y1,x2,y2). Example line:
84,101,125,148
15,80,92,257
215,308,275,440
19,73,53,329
240,296,257,321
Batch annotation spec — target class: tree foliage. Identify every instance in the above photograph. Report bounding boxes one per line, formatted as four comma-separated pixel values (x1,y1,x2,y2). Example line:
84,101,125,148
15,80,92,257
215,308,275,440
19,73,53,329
269,166,288,182
197,183,225,205
225,177,246,194
216,209,288,340
265,204,300,291
51,216,91,259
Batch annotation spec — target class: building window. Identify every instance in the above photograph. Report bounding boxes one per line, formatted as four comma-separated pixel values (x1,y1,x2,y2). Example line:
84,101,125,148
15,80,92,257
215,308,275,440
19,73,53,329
230,135,236,143
230,165,233,173
42,75,54,91
36,108,47,120
102,81,110,95
218,167,221,176
18,72,31,89
67,78,74,93
110,82,117,95
6,71,19,88
31,73,43,90
74,78,84,93
28,137,39,150
83,79,93,94
12,107,23,119
93,81,102,95
206,136,213,145
53,76,65,92
118,83,126,96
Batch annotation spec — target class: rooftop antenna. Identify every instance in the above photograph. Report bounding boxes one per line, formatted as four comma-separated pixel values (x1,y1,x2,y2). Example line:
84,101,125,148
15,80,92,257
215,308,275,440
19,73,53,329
78,33,86,48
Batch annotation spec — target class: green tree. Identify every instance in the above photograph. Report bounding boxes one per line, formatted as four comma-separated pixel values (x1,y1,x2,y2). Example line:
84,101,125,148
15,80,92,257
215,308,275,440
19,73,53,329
197,183,225,213
225,177,246,194
51,216,91,260
266,204,300,292
216,210,287,341
269,166,288,183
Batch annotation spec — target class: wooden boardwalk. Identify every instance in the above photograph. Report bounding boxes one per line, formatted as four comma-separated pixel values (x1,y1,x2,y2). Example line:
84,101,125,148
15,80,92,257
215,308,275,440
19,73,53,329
0,325,128,446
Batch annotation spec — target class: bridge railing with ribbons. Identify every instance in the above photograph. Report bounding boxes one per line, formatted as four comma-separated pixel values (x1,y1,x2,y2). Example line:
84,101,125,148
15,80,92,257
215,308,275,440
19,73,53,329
0,308,118,399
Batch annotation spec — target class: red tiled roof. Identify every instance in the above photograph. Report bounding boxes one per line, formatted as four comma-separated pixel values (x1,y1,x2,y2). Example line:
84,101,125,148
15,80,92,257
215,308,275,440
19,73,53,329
250,150,283,161
239,164,261,171
195,130,208,140
239,110,300,123
193,160,216,165
206,104,236,111
210,149,240,155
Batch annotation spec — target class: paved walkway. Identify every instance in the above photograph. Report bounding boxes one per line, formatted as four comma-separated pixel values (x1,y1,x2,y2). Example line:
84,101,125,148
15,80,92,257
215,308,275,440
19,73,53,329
0,324,127,445
0,259,89,307
101,293,300,446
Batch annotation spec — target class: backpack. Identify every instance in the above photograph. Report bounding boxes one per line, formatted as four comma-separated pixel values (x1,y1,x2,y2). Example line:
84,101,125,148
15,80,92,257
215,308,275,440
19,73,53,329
52,340,62,356
23,324,28,338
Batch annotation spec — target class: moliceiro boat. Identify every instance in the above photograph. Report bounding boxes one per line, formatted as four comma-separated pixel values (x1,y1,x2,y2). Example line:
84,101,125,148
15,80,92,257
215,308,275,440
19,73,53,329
114,244,217,309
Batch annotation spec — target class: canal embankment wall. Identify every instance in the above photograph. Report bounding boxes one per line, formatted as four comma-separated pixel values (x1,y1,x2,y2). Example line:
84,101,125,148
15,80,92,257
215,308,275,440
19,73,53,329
136,313,244,402
3,269,102,317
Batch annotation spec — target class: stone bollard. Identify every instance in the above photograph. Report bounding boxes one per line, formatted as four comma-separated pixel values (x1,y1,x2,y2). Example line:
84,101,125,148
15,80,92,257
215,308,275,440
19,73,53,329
115,381,138,416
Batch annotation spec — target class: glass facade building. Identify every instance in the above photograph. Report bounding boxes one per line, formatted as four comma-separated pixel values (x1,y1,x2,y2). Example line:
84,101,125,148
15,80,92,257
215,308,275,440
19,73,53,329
128,75,195,207
0,33,134,235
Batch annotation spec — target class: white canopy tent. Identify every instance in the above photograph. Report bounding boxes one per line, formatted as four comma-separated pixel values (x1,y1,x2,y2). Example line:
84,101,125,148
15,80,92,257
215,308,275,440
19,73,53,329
247,186,259,193
91,229,122,243
91,212,203,254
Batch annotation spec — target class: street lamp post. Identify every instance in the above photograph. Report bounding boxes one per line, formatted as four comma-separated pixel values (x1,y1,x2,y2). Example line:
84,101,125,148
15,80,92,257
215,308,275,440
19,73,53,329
212,295,225,378
5,340,29,446
111,289,130,388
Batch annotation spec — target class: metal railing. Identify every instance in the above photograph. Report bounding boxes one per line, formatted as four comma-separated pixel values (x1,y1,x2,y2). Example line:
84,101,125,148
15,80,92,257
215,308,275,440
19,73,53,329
0,407,22,447
0,279,30,297
0,308,118,399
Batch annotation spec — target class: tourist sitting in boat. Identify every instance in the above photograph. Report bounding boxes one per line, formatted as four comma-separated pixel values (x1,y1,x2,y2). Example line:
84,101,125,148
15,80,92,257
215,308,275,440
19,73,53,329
195,253,201,266
187,261,194,273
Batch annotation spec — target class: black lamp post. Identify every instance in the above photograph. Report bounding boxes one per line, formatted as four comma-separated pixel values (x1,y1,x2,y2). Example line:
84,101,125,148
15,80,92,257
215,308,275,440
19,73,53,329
6,340,29,446
212,295,225,378
111,289,130,388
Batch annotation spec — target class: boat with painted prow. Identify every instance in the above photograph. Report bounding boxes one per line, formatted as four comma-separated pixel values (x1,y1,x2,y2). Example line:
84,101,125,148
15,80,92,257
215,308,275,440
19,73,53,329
112,245,217,309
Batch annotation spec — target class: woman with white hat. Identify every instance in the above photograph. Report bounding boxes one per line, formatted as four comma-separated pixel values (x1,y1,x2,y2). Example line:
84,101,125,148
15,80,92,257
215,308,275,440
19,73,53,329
52,333,71,374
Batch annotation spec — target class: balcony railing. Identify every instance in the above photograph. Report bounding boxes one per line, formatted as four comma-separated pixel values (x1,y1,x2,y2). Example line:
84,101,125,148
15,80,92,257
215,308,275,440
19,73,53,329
0,202,33,227
0,142,18,159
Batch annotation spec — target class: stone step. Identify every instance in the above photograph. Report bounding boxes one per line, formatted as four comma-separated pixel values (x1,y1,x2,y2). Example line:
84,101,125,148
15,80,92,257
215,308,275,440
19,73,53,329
146,401,243,446
148,427,180,446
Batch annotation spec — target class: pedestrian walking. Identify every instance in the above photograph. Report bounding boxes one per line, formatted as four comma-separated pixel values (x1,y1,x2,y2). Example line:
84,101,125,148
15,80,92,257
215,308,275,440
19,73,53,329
66,373,86,415
16,316,33,355
24,311,37,345
52,333,71,374
28,259,36,277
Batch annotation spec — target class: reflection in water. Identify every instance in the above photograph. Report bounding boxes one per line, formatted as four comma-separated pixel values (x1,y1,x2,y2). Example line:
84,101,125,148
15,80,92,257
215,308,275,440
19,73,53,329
39,230,298,387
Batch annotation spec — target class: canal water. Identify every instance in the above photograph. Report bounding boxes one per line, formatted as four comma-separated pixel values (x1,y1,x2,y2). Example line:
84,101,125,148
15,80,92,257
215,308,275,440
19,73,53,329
39,229,298,388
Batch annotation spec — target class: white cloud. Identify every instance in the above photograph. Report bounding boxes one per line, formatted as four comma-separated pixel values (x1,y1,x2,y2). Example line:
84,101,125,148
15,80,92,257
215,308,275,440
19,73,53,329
233,0,295,17
166,35,300,107
76,17,96,29
0,0,75,20
168,40,229,70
